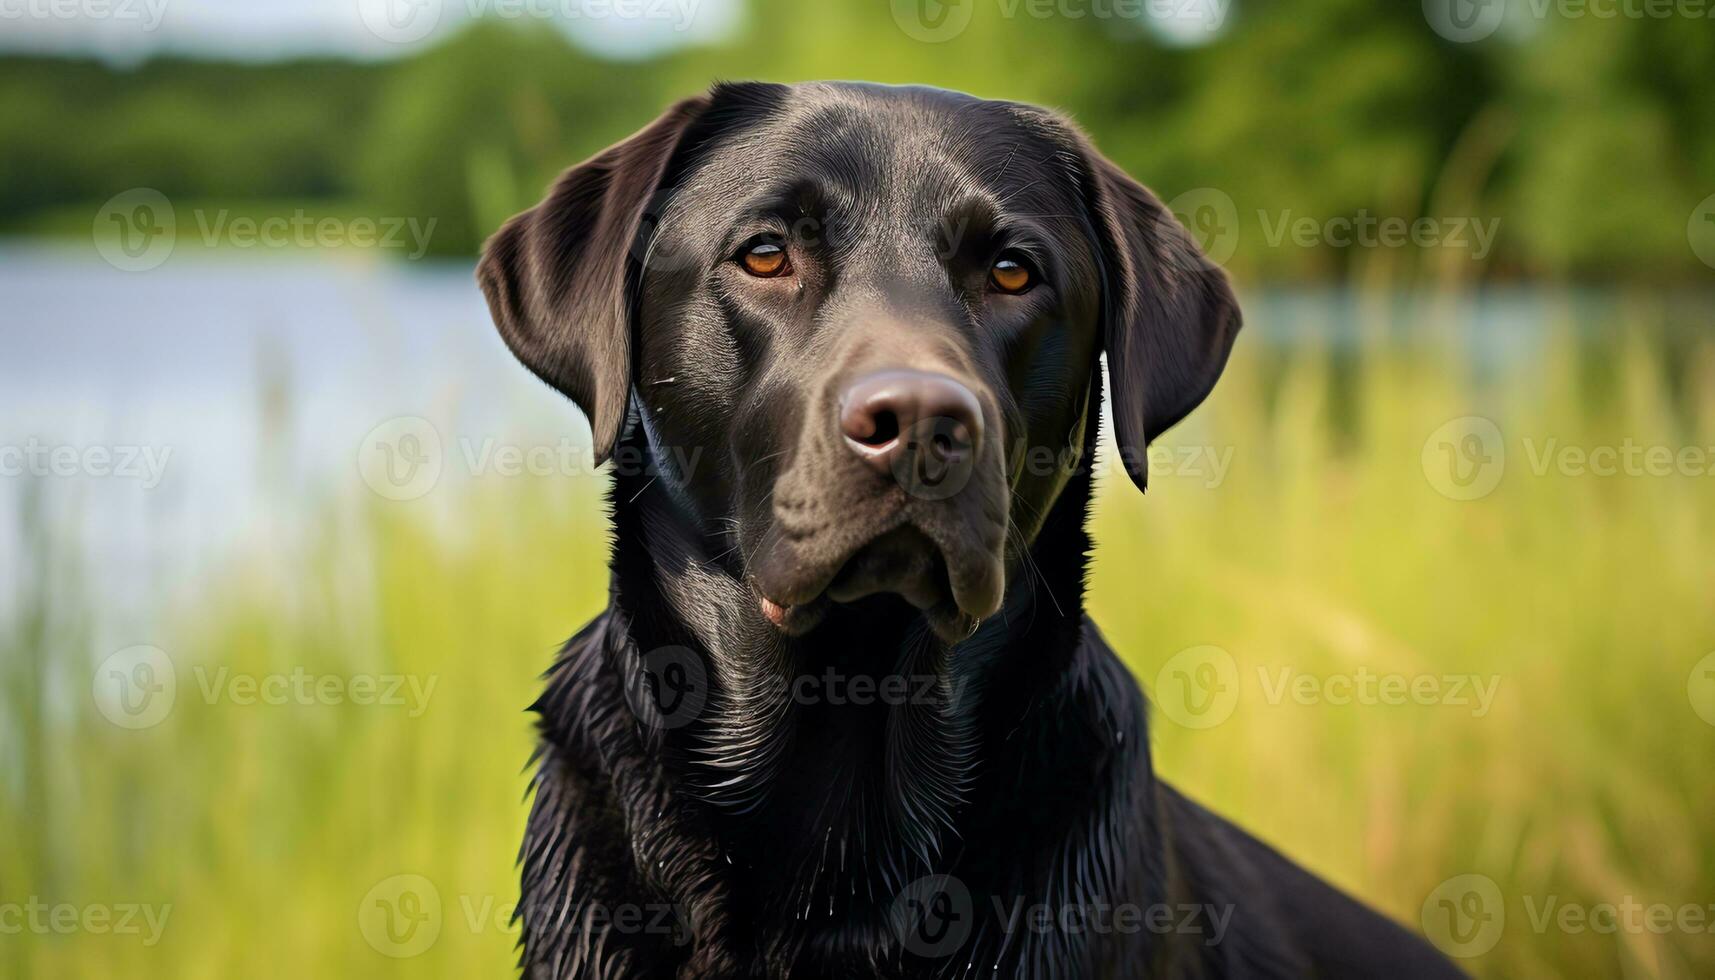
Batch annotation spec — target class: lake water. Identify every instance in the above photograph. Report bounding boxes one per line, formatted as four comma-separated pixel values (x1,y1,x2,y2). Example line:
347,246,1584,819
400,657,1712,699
3,244,551,639
1,242,1705,641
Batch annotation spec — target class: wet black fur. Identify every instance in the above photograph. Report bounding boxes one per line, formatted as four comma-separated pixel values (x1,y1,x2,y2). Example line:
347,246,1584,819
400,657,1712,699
485,82,1460,979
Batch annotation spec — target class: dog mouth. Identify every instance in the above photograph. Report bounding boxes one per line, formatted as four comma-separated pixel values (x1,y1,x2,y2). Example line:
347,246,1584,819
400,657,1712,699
825,526,949,608
752,521,1003,645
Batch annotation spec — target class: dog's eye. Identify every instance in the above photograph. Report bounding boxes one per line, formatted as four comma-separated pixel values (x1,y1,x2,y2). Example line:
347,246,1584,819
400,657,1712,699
739,241,790,278
989,253,1034,294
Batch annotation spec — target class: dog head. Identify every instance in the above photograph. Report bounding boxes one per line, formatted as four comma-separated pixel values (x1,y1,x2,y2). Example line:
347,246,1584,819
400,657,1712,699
480,82,1238,644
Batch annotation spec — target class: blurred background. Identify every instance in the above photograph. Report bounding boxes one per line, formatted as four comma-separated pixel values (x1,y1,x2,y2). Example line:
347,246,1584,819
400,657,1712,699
3,0,1714,976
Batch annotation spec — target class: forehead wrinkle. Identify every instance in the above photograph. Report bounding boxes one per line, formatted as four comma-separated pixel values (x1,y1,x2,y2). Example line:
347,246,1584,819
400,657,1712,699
669,87,1087,269
674,107,880,245
778,96,1015,229
935,111,1084,231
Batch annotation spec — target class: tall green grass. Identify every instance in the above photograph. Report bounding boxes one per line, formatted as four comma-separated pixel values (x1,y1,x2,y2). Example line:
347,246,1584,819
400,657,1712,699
4,303,1713,978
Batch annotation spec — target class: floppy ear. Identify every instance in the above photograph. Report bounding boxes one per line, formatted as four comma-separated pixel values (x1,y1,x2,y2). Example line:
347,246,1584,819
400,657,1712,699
477,96,709,465
1084,151,1241,493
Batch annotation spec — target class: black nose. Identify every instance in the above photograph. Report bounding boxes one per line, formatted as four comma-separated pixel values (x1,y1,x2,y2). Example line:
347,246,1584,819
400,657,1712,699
839,369,984,478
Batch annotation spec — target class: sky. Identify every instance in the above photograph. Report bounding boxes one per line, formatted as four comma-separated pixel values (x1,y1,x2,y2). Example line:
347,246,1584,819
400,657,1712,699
0,0,745,62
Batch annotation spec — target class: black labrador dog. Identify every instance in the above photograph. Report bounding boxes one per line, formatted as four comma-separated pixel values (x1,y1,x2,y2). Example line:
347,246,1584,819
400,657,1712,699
479,81,1457,979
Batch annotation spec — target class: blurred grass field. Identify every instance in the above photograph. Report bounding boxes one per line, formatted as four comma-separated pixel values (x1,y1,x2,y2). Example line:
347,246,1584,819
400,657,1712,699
4,296,1715,978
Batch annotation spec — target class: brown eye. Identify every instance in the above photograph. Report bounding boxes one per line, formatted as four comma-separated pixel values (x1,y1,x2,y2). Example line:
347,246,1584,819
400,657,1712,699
990,254,1033,293
740,241,790,277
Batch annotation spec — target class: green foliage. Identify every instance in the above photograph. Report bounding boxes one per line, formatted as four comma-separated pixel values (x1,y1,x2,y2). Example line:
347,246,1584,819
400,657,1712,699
2,0,1712,278
0,56,383,218
358,22,661,255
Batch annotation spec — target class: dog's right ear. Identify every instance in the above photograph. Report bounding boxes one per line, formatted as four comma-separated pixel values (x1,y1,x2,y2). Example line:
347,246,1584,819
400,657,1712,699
477,96,709,465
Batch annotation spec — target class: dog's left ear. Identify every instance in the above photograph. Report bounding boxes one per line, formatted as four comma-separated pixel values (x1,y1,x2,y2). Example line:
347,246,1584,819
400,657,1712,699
1082,147,1241,493
477,95,709,465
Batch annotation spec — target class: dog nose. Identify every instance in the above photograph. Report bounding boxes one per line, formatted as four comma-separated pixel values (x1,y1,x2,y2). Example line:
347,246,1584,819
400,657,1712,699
839,369,984,477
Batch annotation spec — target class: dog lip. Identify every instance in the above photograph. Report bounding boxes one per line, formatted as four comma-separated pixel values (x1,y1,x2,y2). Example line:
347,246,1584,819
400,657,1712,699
823,526,949,610
758,593,789,626
755,516,1004,633
749,507,910,607
750,579,829,635
923,601,981,644
940,547,1005,621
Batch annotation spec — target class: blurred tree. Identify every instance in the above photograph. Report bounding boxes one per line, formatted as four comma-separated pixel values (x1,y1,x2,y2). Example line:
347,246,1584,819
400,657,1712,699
1,0,1711,278
1499,16,1715,279
358,22,660,257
